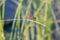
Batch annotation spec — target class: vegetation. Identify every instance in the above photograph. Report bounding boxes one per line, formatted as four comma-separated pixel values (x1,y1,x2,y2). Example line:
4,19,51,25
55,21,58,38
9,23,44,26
0,0,59,40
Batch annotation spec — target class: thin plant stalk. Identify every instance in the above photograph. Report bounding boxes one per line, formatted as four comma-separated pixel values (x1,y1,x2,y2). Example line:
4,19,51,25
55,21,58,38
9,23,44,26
0,0,5,40
21,0,32,34
33,0,44,40
9,1,23,39
0,15,3,40
13,0,23,40
29,22,34,40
